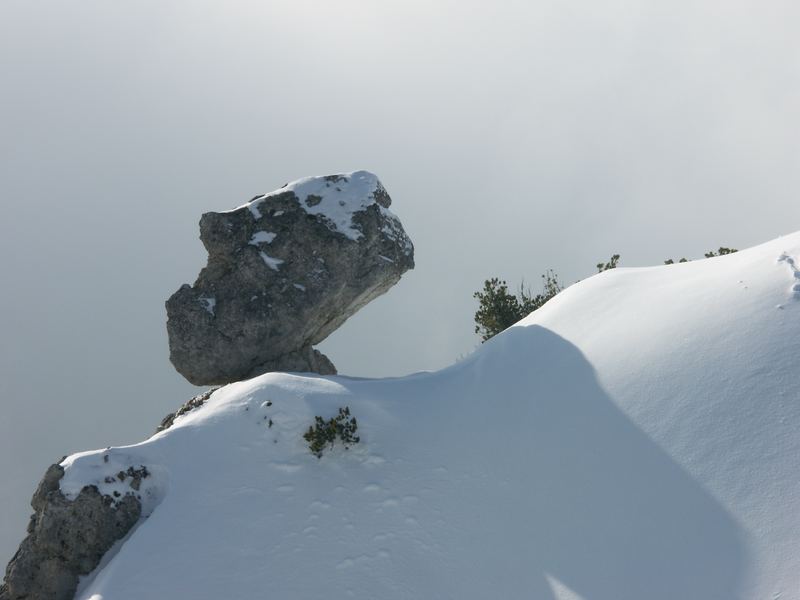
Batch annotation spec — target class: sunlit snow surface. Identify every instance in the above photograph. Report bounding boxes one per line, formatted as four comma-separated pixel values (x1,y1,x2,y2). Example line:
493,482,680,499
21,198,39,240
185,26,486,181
69,233,800,600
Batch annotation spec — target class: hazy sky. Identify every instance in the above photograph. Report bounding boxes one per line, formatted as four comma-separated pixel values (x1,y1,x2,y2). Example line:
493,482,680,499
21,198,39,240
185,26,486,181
1,0,798,564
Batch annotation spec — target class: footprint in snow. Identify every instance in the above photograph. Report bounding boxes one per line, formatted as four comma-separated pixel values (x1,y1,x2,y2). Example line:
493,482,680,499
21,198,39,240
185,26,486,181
778,254,800,298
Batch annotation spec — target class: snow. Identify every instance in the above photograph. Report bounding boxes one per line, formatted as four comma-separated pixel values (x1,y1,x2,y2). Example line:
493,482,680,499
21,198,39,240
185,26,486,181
67,232,800,599
198,296,216,315
381,219,414,256
249,231,277,245
231,171,406,243
778,252,800,296
60,451,167,517
259,251,283,271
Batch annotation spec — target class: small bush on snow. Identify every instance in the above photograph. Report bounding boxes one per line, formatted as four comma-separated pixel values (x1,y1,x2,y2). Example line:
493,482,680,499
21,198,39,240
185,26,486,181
303,407,360,459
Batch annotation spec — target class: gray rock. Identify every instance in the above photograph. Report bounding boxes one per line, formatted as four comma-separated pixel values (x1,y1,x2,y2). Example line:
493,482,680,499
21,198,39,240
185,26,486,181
1,464,141,600
166,170,414,385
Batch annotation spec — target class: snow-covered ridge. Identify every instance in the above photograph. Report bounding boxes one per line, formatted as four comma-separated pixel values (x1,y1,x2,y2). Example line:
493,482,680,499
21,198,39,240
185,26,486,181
234,170,397,242
62,232,800,600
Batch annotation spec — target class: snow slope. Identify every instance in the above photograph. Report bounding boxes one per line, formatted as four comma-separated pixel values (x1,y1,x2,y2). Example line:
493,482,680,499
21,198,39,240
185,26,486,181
65,233,800,600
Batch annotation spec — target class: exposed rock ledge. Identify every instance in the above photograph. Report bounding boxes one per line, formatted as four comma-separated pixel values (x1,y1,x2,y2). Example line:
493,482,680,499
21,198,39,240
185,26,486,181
3,384,207,600
166,170,414,386
0,464,142,600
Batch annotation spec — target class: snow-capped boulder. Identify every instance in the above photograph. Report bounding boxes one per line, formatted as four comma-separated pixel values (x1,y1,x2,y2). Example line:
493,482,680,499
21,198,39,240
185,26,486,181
0,464,141,600
166,171,414,385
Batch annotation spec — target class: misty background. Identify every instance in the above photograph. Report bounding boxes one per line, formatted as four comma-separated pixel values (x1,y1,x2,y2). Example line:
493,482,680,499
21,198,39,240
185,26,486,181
1,0,798,564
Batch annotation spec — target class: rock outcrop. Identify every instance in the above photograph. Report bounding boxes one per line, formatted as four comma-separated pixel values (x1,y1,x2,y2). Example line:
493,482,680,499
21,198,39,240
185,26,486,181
166,170,414,385
0,464,141,600
156,387,218,433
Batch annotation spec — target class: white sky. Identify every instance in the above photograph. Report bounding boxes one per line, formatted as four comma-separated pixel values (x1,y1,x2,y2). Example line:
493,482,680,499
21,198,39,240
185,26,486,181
1,0,798,564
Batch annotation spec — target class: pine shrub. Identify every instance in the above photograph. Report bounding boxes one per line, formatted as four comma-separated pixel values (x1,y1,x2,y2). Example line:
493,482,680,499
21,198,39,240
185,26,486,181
472,271,564,342
596,254,620,272
303,407,360,459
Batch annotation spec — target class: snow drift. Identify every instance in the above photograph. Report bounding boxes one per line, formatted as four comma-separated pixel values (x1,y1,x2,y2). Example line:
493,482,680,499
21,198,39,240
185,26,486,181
56,233,800,598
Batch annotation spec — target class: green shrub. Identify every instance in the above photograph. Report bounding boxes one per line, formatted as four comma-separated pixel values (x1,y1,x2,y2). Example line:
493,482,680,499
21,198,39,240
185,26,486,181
665,247,737,264
474,257,617,342
596,254,620,272
473,271,563,342
704,247,737,258
303,407,360,459
476,245,739,340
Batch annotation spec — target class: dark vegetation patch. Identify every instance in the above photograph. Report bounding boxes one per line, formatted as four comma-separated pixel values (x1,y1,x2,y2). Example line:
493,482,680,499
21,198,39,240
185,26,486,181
303,407,360,459
156,387,219,433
